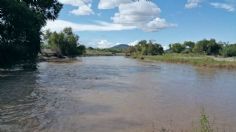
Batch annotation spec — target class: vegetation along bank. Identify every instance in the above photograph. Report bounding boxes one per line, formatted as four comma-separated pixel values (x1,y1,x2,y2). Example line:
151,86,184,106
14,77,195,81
126,39,236,69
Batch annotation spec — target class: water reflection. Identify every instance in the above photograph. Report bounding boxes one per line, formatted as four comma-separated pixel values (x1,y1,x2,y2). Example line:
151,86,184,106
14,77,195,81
0,56,236,132
0,70,41,131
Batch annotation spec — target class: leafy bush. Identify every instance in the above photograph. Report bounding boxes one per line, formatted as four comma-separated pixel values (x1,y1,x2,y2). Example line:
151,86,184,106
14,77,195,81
169,43,186,53
193,39,222,55
126,40,164,56
43,27,86,57
221,44,236,57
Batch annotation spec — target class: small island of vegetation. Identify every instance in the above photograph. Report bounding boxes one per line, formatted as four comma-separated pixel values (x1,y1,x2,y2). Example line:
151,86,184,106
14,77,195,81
40,27,86,62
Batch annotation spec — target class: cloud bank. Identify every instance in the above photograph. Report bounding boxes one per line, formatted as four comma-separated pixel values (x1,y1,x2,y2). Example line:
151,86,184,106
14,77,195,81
58,0,94,16
210,2,235,12
185,0,202,8
46,0,175,32
44,20,135,32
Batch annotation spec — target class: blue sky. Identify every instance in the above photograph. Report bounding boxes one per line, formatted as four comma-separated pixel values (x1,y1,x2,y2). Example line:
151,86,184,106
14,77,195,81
45,0,236,48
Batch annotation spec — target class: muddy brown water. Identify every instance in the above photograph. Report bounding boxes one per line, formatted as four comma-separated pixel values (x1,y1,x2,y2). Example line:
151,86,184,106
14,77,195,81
1,56,236,132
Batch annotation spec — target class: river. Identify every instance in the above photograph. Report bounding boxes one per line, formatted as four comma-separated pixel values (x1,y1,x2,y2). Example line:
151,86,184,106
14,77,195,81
1,56,236,132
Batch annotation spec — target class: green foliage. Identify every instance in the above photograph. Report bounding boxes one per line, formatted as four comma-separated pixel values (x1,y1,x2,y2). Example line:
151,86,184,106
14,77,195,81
169,43,186,53
126,40,164,56
143,54,236,68
85,49,114,56
167,39,224,56
77,45,86,55
147,42,164,55
0,0,62,67
199,110,213,132
220,44,236,57
193,39,222,55
85,46,127,56
184,41,195,52
126,46,137,56
44,27,85,57
193,40,208,54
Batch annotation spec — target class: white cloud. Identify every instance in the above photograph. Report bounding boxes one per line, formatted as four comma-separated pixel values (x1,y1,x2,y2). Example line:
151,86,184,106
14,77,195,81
111,0,174,32
112,0,160,25
97,40,113,48
163,45,169,50
128,40,140,46
45,0,174,32
58,0,90,6
145,18,176,32
98,0,132,9
70,4,94,15
185,0,202,8
210,2,235,12
44,20,135,32
59,0,94,16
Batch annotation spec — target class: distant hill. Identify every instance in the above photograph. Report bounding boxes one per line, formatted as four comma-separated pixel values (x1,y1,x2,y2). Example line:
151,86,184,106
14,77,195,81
85,44,130,55
111,44,129,50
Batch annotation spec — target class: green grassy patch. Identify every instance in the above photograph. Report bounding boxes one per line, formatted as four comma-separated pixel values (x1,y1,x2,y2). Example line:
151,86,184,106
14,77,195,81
135,54,236,69
85,49,125,56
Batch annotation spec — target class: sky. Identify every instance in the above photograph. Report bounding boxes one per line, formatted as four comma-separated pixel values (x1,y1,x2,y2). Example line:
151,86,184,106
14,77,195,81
44,0,236,48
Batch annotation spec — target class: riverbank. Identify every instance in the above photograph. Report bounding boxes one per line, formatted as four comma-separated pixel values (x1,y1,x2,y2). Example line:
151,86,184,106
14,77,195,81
134,54,236,69
38,50,124,63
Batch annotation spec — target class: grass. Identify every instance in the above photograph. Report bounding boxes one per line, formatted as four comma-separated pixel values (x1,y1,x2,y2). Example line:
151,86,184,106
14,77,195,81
199,110,213,132
134,53,236,69
85,49,125,56
191,110,214,132
152,110,228,132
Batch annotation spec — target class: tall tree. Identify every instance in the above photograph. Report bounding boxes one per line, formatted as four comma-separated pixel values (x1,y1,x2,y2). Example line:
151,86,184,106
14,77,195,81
169,43,185,53
0,0,62,67
45,27,85,57
193,39,222,55
184,41,195,52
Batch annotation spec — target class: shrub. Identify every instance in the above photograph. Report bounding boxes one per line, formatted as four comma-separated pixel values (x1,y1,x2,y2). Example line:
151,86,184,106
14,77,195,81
193,39,222,55
43,27,86,57
126,40,164,56
221,44,236,57
169,43,186,53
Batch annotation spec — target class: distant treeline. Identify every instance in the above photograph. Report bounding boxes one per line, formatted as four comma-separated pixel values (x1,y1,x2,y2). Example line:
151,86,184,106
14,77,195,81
127,39,236,57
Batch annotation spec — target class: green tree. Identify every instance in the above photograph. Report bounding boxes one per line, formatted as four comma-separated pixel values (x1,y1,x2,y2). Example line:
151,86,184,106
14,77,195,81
0,0,62,67
193,39,222,55
136,40,148,55
45,27,85,57
126,40,164,56
77,45,86,55
221,44,236,57
193,40,209,54
126,46,137,56
169,43,185,53
184,41,195,52
206,39,222,55
147,42,164,55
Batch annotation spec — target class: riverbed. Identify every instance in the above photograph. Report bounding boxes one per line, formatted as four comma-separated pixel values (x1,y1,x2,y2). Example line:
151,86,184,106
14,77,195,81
1,56,236,132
